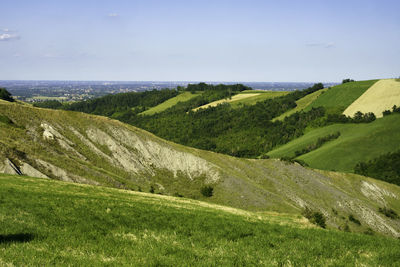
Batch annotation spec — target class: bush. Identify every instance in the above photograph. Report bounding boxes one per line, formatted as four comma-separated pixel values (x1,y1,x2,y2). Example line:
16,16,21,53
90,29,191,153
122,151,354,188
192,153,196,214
149,185,155,194
303,208,326,228
348,214,361,225
379,207,399,219
173,192,183,198
201,186,213,197
342,79,355,84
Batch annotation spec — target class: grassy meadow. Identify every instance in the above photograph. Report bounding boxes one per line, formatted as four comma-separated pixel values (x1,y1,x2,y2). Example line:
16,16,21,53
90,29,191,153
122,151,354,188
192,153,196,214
273,89,327,121
229,90,289,108
140,92,201,115
1,174,400,266
305,80,378,113
268,113,400,172
194,90,288,111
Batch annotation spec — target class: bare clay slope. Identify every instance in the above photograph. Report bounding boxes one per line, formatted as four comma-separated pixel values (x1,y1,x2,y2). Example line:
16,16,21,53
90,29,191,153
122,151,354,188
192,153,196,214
1,100,400,237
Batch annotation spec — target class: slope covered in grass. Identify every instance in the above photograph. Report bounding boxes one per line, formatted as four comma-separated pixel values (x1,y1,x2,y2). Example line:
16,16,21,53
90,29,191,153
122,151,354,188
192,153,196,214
193,91,288,110
229,90,289,108
1,174,400,266
268,114,400,172
305,80,378,113
343,79,400,118
2,100,400,237
273,89,327,121
140,92,201,115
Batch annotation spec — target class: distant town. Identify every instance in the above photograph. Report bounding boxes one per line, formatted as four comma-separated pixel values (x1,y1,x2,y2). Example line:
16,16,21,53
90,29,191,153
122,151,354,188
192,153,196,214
0,80,338,103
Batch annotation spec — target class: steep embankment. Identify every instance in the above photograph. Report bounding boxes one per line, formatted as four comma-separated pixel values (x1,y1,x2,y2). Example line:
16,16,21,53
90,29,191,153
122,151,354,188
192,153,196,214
1,100,400,237
2,174,400,265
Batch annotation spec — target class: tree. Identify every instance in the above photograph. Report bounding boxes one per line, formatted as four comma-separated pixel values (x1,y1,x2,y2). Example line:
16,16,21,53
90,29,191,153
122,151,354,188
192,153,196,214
342,79,355,84
0,88,15,102
201,186,213,197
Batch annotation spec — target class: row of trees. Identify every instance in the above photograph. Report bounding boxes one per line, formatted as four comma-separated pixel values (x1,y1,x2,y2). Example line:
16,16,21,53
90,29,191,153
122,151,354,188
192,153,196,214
0,88,14,102
354,150,400,186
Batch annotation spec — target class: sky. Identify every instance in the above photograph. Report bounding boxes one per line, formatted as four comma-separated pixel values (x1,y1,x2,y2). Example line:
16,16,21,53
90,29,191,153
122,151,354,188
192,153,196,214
0,0,399,82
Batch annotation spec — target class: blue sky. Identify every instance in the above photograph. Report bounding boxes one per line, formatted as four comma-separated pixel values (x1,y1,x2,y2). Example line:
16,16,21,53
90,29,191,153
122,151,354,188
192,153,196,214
0,0,399,82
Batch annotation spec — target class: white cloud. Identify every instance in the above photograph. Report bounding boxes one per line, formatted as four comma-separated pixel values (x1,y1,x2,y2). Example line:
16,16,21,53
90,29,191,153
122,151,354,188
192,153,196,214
108,13,119,17
0,33,20,41
306,42,335,48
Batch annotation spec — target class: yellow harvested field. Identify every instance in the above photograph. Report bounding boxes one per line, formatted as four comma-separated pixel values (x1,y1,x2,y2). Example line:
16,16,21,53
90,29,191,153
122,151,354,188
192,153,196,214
343,79,400,118
193,93,260,111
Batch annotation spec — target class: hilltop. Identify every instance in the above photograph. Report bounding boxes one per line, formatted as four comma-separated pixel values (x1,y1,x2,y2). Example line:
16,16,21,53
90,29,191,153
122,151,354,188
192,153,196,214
1,99,400,238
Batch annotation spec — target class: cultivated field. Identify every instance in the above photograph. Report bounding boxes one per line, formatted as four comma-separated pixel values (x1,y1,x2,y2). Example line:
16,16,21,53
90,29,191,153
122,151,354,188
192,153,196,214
1,174,400,266
140,92,201,115
343,79,400,118
306,80,378,113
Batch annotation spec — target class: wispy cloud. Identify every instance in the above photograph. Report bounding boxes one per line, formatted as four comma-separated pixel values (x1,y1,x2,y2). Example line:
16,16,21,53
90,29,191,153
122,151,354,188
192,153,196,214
0,33,20,41
306,42,335,48
0,28,20,41
108,13,119,17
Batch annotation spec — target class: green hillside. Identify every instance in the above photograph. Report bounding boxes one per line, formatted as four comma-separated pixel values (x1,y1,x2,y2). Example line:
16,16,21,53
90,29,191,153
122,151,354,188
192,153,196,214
2,100,400,237
140,92,201,115
229,90,289,108
1,174,400,266
273,88,327,121
305,80,378,113
268,114,400,172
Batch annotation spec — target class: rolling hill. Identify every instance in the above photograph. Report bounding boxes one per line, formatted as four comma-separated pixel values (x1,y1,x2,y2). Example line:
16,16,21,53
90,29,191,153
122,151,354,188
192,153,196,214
267,113,400,172
1,99,400,238
2,174,400,265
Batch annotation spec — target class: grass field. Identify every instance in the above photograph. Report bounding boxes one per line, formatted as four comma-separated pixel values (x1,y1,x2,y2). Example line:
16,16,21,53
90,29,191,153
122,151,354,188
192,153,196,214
230,91,289,108
1,174,400,266
268,114,400,172
194,91,288,111
273,89,327,121
343,79,400,118
140,92,200,115
305,80,378,113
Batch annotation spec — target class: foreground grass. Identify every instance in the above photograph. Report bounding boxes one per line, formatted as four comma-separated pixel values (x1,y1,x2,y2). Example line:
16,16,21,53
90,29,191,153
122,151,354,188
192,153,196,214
1,175,400,266
306,80,378,113
140,92,201,115
268,114,400,172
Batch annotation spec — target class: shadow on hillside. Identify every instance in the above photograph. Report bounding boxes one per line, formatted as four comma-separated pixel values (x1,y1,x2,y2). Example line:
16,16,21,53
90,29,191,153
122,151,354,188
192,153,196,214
0,233,35,244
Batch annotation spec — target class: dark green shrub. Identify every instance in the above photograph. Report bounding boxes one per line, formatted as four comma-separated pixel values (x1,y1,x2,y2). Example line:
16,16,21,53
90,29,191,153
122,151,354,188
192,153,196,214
364,228,374,235
201,186,213,197
149,185,155,194
379,207,399,219
173,192,183,198
348,214,361,225
302,208,326,228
